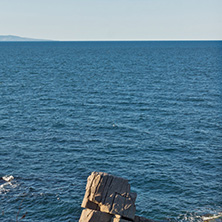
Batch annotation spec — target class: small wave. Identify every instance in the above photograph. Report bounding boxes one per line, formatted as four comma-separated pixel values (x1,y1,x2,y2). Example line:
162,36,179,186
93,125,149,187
177,212,222,222
0,175,18,194
2,175,14,182
202,213,222,222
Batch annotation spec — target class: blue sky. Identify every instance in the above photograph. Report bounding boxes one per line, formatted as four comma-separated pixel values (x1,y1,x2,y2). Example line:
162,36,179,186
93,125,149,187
0,0,221,40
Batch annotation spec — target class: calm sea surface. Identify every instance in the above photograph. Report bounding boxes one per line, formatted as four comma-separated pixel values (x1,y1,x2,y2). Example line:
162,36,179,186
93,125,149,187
0,41,222,221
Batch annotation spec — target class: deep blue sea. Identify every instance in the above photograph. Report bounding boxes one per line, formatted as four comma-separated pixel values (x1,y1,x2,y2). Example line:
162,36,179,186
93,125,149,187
0,41,222,222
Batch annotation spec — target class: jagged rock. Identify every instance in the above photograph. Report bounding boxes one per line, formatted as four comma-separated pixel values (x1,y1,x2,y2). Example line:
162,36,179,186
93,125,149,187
79,209,132,222
81,172,136,220
79,172,158,222
79,209,112,222
112,217,132,222
111,214,132,222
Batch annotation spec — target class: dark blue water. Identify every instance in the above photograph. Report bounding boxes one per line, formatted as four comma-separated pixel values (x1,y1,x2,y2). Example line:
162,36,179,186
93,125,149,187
0,41,222,221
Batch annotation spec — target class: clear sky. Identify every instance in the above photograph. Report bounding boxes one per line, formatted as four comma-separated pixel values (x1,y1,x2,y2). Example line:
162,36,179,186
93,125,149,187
0,0,221,41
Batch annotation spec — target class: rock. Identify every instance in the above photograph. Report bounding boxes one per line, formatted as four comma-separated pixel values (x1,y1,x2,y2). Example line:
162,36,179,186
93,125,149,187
106,192,136,219
81,172,136,220
79,209,132,222
112,215,132,222
79,172,158,222
79,209,112,222
134,215,157,222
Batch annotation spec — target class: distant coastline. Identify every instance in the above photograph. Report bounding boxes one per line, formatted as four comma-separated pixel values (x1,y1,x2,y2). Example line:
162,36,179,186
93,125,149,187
0,35,221,42
0,35,53,42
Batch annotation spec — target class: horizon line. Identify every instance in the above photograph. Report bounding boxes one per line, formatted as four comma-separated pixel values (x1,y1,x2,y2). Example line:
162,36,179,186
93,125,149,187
1,35,221,42
1,39,222,42
60,39,222,41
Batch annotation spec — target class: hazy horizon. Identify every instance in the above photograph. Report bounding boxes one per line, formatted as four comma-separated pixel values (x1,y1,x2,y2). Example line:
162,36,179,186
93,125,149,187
1,34,222,42
0,0,222,41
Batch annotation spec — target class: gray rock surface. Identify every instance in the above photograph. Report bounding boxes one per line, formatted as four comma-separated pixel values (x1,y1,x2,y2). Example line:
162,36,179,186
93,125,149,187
81,172,136,220
79,172,158,222
79,175,222,222
134,215,156,222
79,209,112,222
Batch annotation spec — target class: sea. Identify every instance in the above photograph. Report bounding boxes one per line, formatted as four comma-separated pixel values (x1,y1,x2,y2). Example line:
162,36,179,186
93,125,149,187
0,41,222,222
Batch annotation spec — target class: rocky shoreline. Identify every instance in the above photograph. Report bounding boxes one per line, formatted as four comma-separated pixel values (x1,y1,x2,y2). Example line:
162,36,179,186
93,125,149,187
79,172,222,222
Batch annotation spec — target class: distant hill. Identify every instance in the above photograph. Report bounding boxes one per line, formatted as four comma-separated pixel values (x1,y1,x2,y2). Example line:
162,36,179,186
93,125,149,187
0,35,53,41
